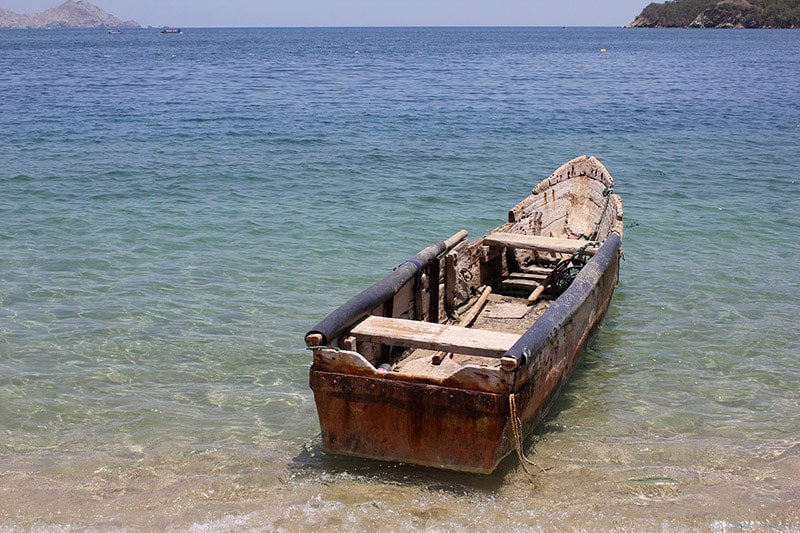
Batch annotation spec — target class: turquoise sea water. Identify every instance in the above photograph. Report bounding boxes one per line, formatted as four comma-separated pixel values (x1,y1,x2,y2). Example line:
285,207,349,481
1,27,799,530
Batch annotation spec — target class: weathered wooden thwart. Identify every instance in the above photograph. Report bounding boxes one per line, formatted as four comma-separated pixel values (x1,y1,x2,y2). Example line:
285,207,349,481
306,155,624,474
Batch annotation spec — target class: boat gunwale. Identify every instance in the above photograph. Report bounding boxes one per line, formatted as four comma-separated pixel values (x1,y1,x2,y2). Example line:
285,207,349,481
305,231,468,348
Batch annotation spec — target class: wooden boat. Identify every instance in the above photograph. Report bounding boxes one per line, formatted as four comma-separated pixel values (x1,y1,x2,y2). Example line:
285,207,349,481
305,155,624,474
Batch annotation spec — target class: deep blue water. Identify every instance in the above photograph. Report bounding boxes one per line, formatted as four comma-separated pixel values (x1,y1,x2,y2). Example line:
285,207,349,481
0,27,799,530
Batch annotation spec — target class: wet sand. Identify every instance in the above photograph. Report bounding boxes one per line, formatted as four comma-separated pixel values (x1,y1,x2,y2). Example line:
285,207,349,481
2,434,797,531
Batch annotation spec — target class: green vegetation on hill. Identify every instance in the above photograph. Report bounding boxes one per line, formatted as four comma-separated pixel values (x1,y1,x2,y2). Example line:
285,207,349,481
640,0,719,27
629,0,800,28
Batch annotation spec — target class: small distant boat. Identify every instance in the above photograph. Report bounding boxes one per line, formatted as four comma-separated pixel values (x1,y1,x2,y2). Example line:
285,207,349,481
161,28,182,34
108,30,122,35
306,155,624,474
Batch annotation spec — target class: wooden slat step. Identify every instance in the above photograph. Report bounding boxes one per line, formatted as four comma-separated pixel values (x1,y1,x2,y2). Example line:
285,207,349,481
484,233,598,256
509,271,548,281
500,278,540,292
521,265,553,276
350,316,519,358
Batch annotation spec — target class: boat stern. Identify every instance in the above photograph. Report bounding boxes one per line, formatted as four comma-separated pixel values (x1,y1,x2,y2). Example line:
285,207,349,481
309,369,513,474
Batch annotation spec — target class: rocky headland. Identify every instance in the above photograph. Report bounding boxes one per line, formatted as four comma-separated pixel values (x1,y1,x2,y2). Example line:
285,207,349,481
0,0,140,29
626,0,800,28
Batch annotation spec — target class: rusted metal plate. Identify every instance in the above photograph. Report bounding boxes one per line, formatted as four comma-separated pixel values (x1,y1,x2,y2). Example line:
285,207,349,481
310,370,512,474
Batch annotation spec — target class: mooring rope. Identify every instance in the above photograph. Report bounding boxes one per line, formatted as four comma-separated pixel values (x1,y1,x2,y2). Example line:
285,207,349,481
509,393,547,475
590,187,614,241
573,240,601,258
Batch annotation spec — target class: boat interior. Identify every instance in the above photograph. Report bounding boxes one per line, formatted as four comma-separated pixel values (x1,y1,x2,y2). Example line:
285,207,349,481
352,233,594,380
308,157,623,391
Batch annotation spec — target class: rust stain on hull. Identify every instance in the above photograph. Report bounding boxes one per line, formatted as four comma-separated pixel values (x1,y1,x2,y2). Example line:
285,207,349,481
310,371,512,473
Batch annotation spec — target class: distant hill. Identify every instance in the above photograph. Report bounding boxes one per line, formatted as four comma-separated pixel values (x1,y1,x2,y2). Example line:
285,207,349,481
627,0,800,28
0,0,140,29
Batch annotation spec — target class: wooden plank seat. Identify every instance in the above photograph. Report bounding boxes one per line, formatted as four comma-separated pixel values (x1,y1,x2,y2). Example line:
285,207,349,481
350,316,519,358
484,233,598,256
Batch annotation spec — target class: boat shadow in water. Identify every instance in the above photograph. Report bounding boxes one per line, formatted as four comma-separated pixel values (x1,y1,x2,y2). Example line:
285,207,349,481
287,429,560,492
288,437,518,492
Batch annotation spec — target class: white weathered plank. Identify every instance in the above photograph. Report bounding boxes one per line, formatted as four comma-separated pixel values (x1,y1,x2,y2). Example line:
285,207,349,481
483,233,598,256
350,316,519,358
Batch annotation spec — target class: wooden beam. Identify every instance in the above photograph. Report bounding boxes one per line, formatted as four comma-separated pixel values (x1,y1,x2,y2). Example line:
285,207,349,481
484,233,598,256
350,316,519,359
431,286,493,365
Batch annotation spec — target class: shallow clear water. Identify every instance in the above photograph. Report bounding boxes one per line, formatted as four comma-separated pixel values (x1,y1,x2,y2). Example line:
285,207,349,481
0,27,798,530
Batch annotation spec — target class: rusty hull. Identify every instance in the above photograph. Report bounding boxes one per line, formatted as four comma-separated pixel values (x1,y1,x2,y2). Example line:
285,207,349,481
310,370,512,473
308,234,620,474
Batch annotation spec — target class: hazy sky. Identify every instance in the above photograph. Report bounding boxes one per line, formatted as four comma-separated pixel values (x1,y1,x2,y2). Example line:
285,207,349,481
1,1,652,28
